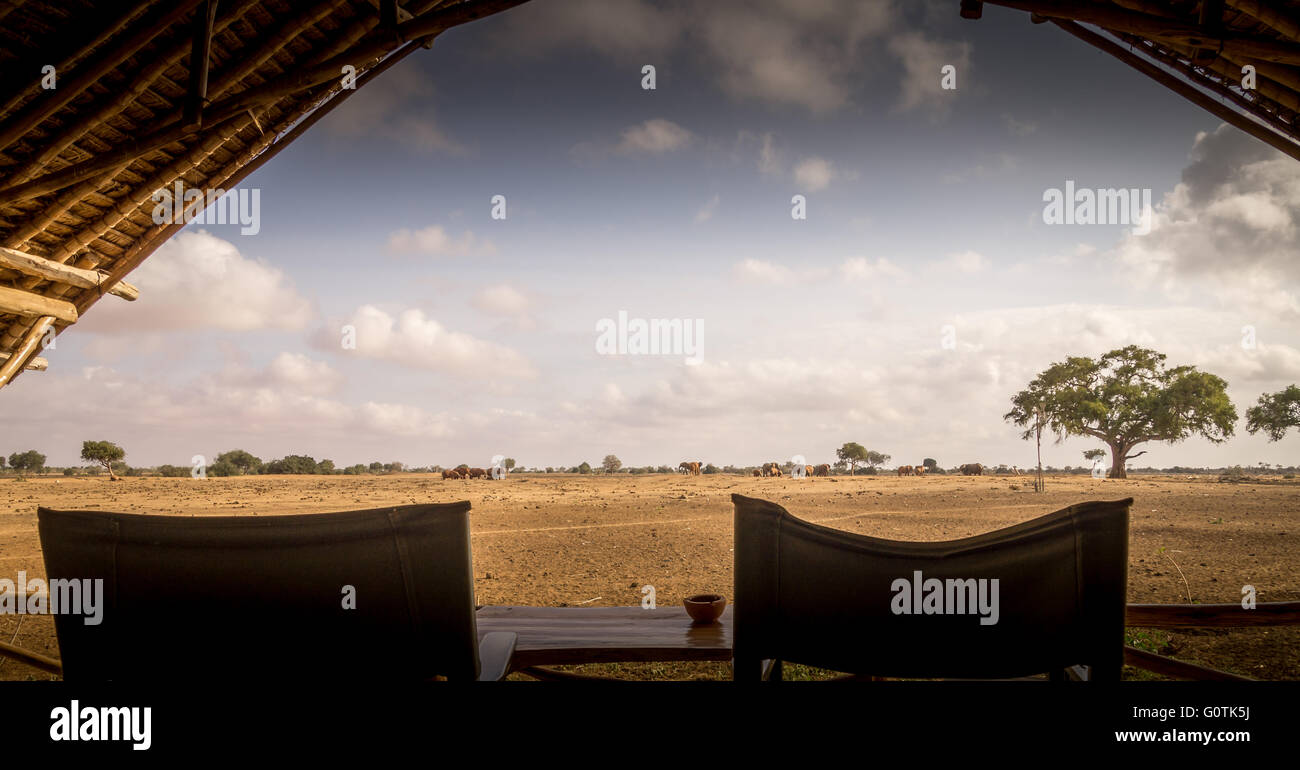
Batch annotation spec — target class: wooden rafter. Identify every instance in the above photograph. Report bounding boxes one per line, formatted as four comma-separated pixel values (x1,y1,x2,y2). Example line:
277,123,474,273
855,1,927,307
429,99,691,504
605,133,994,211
183,0,219,126
0,286,77,323
0,247,139,300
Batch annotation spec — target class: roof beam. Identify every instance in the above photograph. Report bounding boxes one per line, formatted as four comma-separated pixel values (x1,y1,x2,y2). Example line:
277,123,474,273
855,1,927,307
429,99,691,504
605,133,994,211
0,246,139,300
983,0,1300,65
183,0,219,126
0,286,77,323
1224,0,1300,41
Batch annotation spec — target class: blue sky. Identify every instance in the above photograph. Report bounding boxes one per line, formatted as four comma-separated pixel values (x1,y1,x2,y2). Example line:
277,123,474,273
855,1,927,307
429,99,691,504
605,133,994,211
4,0,1298,471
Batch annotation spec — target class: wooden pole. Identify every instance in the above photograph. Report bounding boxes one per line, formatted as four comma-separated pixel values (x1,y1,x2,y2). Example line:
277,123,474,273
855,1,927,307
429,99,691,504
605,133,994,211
183,0,219,126
0,247,139,300
1035,403,1045,492
0,316,55,388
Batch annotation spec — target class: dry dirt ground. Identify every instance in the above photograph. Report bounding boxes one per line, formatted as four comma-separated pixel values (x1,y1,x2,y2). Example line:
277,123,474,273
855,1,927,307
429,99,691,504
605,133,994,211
1,473,1296,681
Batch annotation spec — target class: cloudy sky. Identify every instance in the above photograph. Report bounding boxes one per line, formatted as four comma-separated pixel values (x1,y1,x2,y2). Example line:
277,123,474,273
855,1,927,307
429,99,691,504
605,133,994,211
4,0,1299,470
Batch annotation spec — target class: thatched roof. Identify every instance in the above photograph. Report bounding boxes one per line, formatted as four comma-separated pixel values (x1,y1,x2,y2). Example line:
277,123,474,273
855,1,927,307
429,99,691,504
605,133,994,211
971,1,1300,158
1,0,1298,391
0,0,529,390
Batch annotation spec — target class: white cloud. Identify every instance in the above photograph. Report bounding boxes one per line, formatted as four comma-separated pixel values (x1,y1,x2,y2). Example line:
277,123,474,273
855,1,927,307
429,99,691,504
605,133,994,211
1003,114,1037,136
317,305,535,379
733,259,828,284
1116,124,1300,320
498,0,896,115
793,156,836,192
840,257,904,281
264,352,343,396
887,32,971,117
324,63,463,154
616,119,694,154
472,284,537,330
695,194,720,223
82,230,313,334
939,250,987,273
386,225,497,257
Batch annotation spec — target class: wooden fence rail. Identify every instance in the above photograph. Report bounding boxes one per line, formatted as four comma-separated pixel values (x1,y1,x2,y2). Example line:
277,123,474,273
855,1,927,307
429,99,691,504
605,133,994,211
1123,601,1300,681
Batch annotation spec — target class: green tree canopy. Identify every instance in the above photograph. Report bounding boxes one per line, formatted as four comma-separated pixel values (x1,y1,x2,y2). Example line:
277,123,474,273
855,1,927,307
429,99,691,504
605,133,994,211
1245,385,1300,441
215,449,262,475
1005,345,1236,479
265,455,319,474
8,450,45,475
80,440,125,480
836,443,869,475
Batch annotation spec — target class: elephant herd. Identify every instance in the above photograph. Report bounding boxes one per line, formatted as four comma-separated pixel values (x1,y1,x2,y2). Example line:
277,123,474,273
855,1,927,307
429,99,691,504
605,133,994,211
750,463,830,477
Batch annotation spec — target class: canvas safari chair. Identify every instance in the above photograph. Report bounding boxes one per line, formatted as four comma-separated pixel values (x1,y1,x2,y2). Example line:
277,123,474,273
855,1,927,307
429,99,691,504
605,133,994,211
37,501,515,681
731,494,1132,681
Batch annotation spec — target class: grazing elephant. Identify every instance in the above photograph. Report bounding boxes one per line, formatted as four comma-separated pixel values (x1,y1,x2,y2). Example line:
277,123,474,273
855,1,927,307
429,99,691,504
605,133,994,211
960,463,984,476
813,464,831,477
679,461,701,476
897,465,914,476
467,467,488,479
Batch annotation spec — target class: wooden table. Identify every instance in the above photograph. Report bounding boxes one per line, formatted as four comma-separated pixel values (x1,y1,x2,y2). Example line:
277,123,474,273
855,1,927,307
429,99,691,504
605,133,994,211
476,605,733,678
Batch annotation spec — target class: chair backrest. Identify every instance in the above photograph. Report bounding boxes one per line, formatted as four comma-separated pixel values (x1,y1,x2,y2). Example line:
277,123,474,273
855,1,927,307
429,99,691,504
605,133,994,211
732,494,1132,680
37,502,480,681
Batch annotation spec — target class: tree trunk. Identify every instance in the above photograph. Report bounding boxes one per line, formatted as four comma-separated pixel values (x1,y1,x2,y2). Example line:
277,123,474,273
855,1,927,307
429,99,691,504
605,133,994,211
1108,443,1127,479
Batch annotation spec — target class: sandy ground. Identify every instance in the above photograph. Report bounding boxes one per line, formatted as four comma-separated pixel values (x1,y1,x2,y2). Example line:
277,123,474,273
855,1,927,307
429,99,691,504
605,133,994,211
1,472,1296,680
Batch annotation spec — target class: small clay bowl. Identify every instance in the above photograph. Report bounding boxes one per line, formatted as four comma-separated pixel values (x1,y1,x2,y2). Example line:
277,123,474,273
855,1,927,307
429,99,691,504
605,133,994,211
684,593,727,623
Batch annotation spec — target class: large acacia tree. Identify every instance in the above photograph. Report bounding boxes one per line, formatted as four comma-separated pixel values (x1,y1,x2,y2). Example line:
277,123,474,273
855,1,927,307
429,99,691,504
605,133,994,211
1004,346,1236,479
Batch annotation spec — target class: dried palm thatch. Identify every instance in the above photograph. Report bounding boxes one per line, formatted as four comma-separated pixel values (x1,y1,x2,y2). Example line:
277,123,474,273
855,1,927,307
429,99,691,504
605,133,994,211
0,0,530,390
1,0,1298,391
